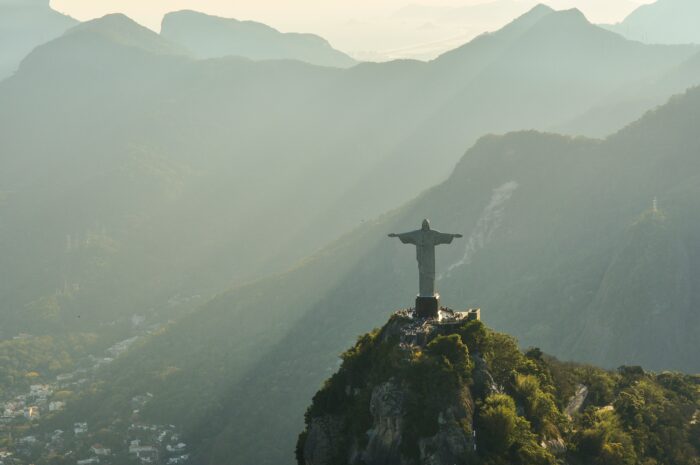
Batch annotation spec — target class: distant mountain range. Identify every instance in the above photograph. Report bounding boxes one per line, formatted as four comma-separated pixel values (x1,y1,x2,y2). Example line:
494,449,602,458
0,0,76,79
605,0,700,45
2,5,699,337
160,10,356,68
0,4,354,83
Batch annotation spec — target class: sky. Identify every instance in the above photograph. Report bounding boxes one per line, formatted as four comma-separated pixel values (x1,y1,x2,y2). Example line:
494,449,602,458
50,0,655,60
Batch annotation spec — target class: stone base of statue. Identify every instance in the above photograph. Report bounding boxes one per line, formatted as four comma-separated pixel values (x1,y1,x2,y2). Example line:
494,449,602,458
415,294,439,319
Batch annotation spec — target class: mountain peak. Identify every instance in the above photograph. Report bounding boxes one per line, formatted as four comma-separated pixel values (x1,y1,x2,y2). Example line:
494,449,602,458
434,4,593,64
535,7,591,29
70,13,155,36
433,2,555,62
529,3,555,15
65,13,187,56
160,9,355,67
162,10,283,38
499,2,556,35
556,7,588,21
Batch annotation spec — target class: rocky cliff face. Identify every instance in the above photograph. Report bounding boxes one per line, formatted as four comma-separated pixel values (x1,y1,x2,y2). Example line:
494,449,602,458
299,310,479,465
297,309,700,465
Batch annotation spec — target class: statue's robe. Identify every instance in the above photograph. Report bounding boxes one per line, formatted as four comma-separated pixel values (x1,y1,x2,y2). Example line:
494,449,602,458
395,229,456,297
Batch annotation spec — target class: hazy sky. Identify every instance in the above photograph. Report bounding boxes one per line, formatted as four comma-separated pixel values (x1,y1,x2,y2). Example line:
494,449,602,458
50,0,655,60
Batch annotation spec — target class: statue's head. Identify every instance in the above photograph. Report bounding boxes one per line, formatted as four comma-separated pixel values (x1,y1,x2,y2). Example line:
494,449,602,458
421,219,431,230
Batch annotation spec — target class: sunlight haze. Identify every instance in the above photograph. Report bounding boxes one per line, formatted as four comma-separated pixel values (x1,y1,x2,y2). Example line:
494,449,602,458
4,0,700,463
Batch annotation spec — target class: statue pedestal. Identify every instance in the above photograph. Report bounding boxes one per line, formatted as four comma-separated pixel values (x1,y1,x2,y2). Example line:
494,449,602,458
415,294,439,319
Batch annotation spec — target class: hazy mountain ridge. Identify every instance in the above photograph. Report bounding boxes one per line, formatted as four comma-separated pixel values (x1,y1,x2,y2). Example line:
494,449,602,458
569,210,693,368
0,3,660,331
66,13,189,57
0,0,77,79
160,10,356,68
373,5,699,196
604,0,700,45
8,4,696,338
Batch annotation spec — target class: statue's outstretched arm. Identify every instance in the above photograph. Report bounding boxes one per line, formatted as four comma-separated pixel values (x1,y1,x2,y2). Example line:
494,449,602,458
388,231,418,244
434,231,463,245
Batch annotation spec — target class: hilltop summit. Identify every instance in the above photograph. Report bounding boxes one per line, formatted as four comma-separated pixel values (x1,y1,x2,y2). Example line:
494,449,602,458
297,310,700,465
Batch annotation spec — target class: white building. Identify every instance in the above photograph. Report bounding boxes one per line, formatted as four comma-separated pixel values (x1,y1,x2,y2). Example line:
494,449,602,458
167,455,189,465
129,440,158,462
91,444,111,456
50,430,65,443
29,384,52,397
74,422,88,435
18,435,38,445
49,401,66,412
77,458,100,465
166,443,186,453
56,373,74,382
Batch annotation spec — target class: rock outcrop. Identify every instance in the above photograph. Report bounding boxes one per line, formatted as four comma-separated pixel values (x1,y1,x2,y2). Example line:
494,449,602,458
298,310,484,465
362,379,405,463
297,309,700,465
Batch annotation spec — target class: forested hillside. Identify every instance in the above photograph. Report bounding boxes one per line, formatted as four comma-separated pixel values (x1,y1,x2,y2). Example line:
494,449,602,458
46,84,700,465
299,315,700,465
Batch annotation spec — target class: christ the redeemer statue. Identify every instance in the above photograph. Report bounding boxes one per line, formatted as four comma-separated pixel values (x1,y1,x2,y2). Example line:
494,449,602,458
389,219,462,317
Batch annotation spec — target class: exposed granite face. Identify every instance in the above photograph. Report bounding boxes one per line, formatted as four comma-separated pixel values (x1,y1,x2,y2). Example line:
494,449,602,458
304,381,476,465
418,389,474,465
564,384,589,417
303,415,344,465
300,309,479,465
471,353,500,397
362,380,405,464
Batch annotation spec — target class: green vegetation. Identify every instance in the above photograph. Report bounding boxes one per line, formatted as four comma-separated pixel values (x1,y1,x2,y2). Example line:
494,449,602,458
302,323,477,462
299,317,700,465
